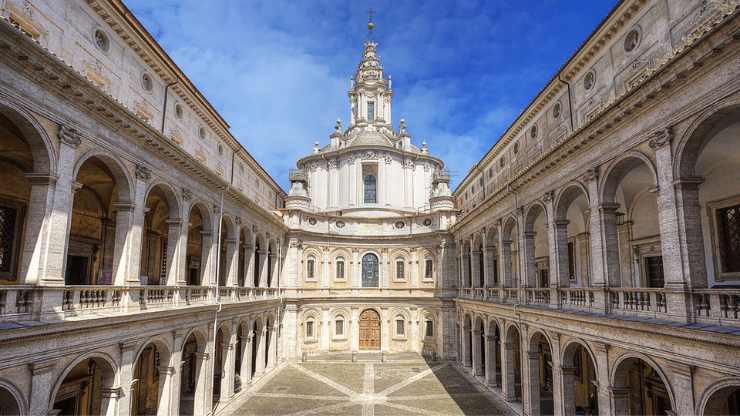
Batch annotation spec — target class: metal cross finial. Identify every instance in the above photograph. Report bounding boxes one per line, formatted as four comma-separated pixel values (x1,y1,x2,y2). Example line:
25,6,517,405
367,8,375,34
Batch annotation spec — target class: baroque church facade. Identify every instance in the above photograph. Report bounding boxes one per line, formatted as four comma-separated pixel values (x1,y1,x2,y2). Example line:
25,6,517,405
0,0,738,416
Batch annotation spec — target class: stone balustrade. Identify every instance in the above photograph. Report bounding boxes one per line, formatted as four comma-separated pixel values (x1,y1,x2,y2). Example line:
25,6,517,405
457,286,740,327
0,285,281,322
287,287,443,299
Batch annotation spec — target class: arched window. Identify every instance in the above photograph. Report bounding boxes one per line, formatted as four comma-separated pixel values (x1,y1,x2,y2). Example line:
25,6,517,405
336,257,345,280
395,257,405,280
364,174,377,203
335,316,345,337
362,253,379,287
306,256,316,280
395,316,405,337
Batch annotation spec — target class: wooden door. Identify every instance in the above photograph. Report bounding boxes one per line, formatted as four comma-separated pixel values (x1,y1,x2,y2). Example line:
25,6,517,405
359,309,381,350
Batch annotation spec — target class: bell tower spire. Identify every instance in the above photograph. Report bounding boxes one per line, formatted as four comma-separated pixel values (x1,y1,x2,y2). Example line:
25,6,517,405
349,11,392,128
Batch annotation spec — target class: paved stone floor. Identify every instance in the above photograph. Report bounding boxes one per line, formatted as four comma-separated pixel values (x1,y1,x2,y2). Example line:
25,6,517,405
228,355,515,415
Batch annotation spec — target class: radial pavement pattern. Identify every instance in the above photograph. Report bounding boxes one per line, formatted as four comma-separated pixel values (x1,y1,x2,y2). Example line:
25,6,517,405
230,355,515,415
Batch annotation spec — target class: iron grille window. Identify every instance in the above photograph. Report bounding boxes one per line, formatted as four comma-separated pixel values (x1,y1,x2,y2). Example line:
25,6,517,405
367,101,375,121
306,321,314,338
0,205,18,274
335,319,344,336
567,241,576,281
364,174,377,203
718,204,740,273
159,239,168,281
425,259,433,279
362,253,379,287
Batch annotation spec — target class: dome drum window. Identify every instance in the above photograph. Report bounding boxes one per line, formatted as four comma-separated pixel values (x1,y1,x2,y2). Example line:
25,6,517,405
423,218,432,226
530,124,538,139
199,127,207,140
395,221,405,229
553,101,562,119
308,217,317,226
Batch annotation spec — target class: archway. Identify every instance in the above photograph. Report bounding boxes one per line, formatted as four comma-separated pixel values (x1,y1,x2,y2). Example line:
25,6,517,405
527,331,554,415
489,320,502,388
140,184,179,285
485,230,499,287
267,240,276,288
503,325,522,402
361,253,379,287
212,325,231,407
51,356,116,415
250,319,262,378
554,185,591,287
132,341,171,416
217,217,234,287
178,332,206,416
237,228,252,287
253,235,264,287
612,356,673,415
502,217,520,288
67,155,131,285
524,204,550,288
561,341,598,415
186,203,211,285
702,384,740,415
676,105,740,287
0,104,54,285
474,317,485,378
601,155,660,287
359,309,381,350
462,314,472,368
0,384,22,415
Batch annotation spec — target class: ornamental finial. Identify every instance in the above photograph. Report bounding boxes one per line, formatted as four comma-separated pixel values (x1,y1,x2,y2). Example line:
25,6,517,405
367,8,375,34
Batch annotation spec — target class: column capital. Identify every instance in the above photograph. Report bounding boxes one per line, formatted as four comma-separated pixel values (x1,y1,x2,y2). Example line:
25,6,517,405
58,124,82,147
581,167,599,182
135,165,152,181
24,173,58,185
29,360,56,375
195,352,210,360
158,366,175,376
648,127,673,150
667,361,694,378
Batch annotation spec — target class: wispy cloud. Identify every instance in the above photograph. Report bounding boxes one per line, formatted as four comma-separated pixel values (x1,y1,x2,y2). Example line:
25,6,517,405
126,0,616,189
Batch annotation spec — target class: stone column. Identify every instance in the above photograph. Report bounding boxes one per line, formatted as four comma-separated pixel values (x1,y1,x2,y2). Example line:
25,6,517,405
499,225,514,288
118,341,139,416
221,322,237,400
255,324,267,376
522,231,537,288
471,248,482,288
125,166,151,285
100,388,120,416
675,177,707,286
36,128,81,285
156,365,175,416
549,334,564,416
240,329,254,385
485,242,496,287
170,330,188,416
165,219,183,286
501,340,517,402
320,307,330,351
17,174,55,284
267,322,278,369
461,323,472,368
28,360,56,416
110,202,134,286
525,350,541,416
553,220,571,288
410,248,419,288
576,233,590,287
258,249,268,288
592,342,612,416
561,365,578,416
351,307,360,352
193,352,210,416
485,334,498,387
583,168,608,291
667,362,695,416
203,322,215,413
472,329,482,376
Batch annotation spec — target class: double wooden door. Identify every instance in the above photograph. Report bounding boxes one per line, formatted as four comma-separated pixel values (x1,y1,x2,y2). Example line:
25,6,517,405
359,309,381,350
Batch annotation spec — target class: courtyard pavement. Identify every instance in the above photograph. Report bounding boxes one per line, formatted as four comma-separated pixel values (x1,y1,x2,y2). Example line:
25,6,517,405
225,354,516,416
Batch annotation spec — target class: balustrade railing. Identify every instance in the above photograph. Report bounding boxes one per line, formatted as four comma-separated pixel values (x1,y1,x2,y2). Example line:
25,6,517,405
457,285,739,327
0,285,280,323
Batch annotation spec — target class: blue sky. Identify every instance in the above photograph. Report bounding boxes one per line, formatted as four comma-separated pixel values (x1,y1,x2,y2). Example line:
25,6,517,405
126,0,618,190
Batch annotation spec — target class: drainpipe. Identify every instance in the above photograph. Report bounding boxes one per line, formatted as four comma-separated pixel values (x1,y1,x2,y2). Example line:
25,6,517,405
161,81,178,133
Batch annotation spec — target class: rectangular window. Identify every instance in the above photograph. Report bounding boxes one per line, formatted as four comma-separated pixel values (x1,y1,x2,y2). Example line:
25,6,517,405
425,320,434,337
396,319,405,336
306,321,314,338
396,261,405,279
717,204,740,273
425,259,433,279
367,101,375,121
307,259,315,279
363,164,378,204
335,320,344,336
336,261,345,279
645,256,664,288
